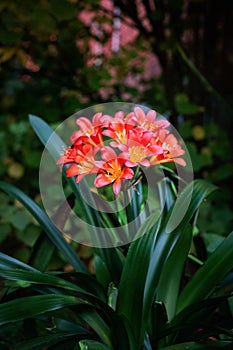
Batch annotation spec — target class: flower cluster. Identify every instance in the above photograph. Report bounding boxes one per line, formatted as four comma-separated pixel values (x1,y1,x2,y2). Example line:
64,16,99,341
57,107,186,195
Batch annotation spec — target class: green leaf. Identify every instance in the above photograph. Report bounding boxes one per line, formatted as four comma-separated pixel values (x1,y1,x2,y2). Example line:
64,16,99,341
160,340,233,349
177,230,233,313
15,332,81,350
0,294,90,326
165,180,217,234
161,296,233,343
0,181,88,274
80,311,112,349
29,233,55,271
54,272,106,301
94,248,124,286
0,224,11,242
156,224,192,320
94,254,112,290
11,210,31,231
116,211,161,347
28,115,63,161
0,268,103,298
0,252,37,271
79,340,110,350
15,224,41,247
117,180,216,347
142,180,217,341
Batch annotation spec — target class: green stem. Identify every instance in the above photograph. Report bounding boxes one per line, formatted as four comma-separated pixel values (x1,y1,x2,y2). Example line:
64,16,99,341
187,254,203,266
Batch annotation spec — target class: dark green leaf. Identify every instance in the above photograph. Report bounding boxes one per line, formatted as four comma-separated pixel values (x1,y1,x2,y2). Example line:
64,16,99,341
11,210,31,231
0,252,37,271
142,180,217,342
29,233,55,271
160,340,233,349
80,311,112,349
116,211,161,346
177,230,233,313
0,181,88,274
0,294,90,326
156,225,192,320
0,268,101,297
94,254,112,289
15,332,81,350
161,296,233,342
79,339,110,350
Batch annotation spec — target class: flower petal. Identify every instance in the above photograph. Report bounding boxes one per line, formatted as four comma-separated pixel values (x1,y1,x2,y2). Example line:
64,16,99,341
92,112,103,126
94,173,113,188
100,146,117,162
113,181,121,196
174,157,186,166
66,165,79,177
76,117,92,132
134,107,145,124
146,109,156,123
139,159,151,167
122,167,134,179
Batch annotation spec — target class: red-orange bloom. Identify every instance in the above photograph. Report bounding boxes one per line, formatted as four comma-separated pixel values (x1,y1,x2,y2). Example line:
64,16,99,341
102,111,135,148
56,107,186,196
57,144,99,183
56,147,78,167
150,129,186,166
71,112,104,148
129,106,170,134
94,147,134,195
119,129,163,167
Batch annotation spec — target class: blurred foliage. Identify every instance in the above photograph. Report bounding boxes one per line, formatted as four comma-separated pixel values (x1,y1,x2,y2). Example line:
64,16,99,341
0,0,232,266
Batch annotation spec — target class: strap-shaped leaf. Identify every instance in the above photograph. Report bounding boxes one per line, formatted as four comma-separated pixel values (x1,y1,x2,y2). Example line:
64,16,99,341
117,180,216,347
156,224,192,321
0,294,89,326
0,268,105,300
161,295,233,341
160,340,233,349
15,331,83,350
116,211,161,345
28,233,55,271
0,252,37,271
79,340,110,350
142,180,217,343
177,230,233,313
0,181,87,274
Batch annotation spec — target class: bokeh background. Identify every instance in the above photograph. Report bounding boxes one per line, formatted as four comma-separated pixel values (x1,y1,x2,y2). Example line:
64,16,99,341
0,0,232,269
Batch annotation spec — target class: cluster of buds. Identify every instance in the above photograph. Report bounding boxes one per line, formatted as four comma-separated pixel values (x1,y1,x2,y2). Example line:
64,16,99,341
57,107,186,195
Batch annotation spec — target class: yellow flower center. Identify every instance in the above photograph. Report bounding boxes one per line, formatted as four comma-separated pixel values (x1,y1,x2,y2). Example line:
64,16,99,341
129,145,148,163
115,129,127,144
78,157,95,173
105,161,122,181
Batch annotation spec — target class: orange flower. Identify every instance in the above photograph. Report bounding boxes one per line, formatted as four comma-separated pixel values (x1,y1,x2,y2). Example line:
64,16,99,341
57,144,99,183
56,107,186,195
150,129,186,166
94,147,134,195
56,146,78,166
102,111,135,147
119,129,163,167
130,107,170,133
71,112,104,148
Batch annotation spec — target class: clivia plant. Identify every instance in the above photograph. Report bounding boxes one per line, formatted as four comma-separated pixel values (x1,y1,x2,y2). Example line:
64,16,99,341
0,104,232,350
